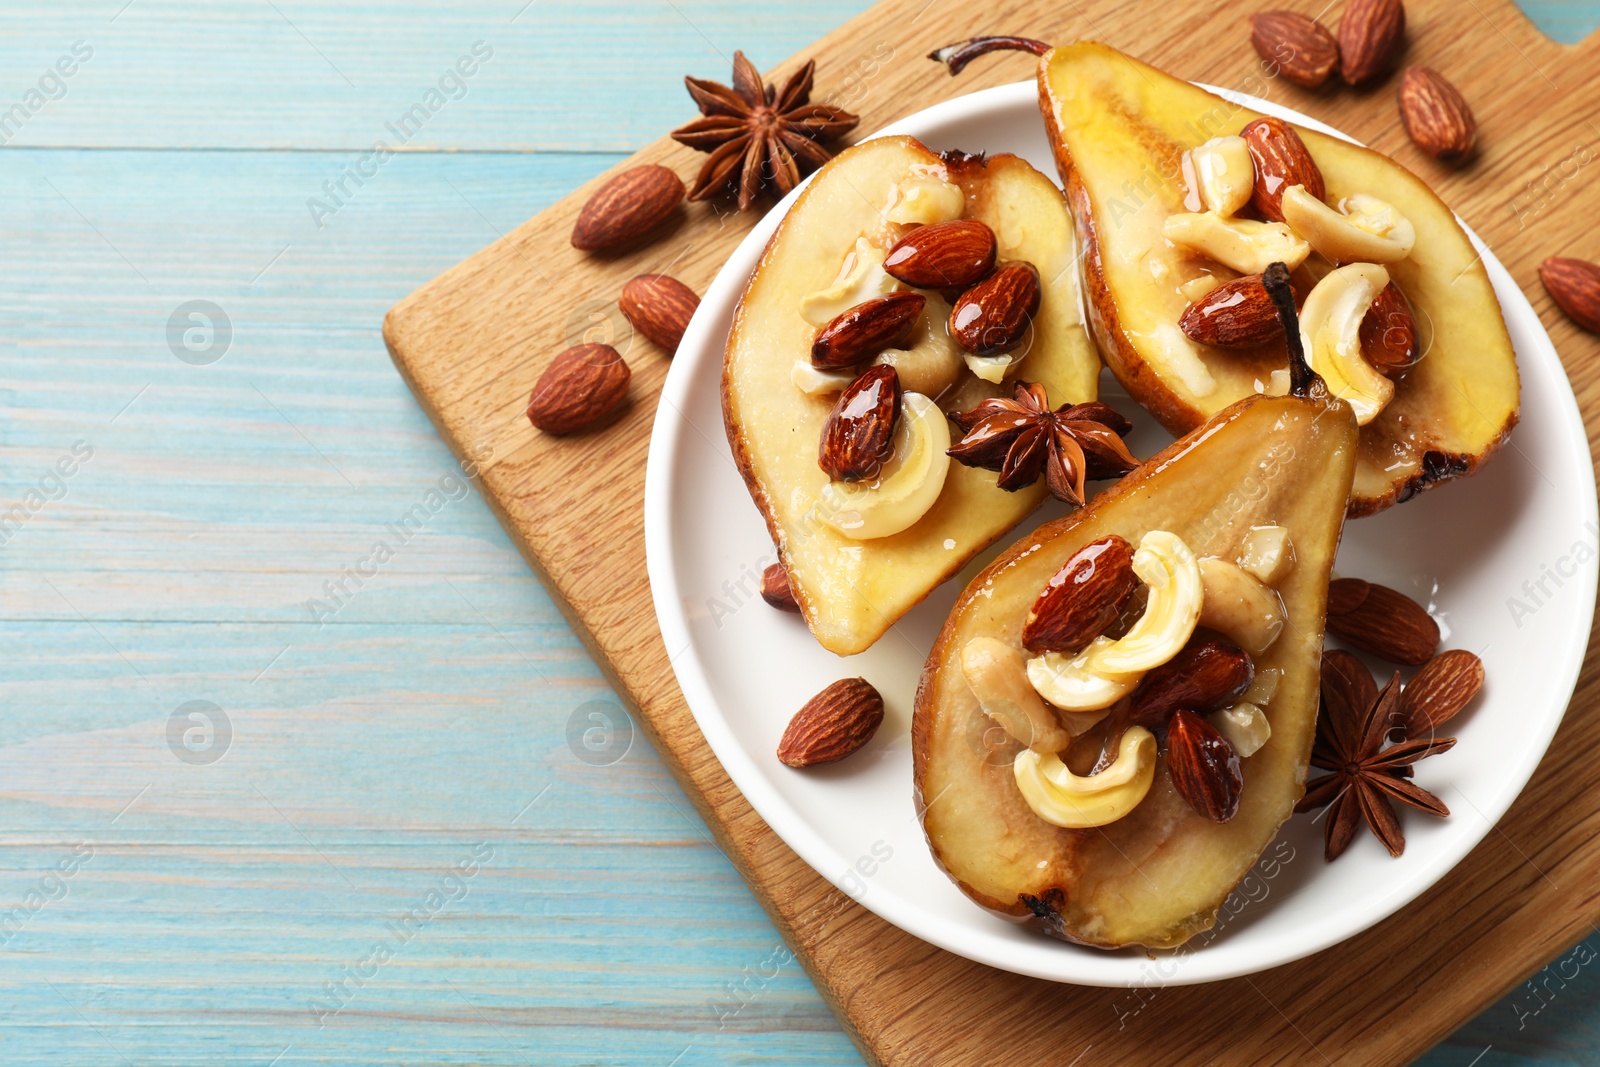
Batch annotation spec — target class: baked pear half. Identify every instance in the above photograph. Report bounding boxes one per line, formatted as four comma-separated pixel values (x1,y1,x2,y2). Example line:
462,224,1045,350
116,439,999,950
1037,41,1517,516
723,135,1101,655
915,275,1358,948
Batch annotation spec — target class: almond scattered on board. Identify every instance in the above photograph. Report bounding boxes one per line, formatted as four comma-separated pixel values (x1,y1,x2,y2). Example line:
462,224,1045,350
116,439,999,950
1241,117,1326,222
1397,66,1477,163
777,678,885,768
1326,577,1440,665
620,273,701,354
1249,11,1340,90
1338,0,1406,87
761,563,801,612
570,164,685,252
525,343,631,435
1179,274,1285,348
1539,257,1600,334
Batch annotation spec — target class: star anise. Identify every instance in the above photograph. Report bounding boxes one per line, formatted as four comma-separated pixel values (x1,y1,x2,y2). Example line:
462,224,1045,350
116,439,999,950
670,52,860,211
1294,662,1455,862
946,382,1138,505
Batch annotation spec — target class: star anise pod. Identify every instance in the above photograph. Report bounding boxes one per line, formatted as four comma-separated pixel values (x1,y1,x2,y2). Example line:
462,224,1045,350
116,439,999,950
1294,663,1455,862
670,52,860,211
946,382,1138,505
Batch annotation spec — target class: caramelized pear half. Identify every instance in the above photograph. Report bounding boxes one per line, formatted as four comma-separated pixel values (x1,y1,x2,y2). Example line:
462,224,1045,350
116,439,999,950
1036,41,1517,516
914,385,1357,949
724,135,1100,655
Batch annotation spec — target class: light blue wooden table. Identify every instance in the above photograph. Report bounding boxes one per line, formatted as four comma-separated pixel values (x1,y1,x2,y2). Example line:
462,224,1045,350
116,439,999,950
0,2,1595,1064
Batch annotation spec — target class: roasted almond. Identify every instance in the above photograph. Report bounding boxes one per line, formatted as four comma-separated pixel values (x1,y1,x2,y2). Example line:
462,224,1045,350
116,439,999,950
1250,11,1340,90
1241,117,1326,222
1326,577,1440,665
1360,281,1419,375
1179,274,1285,347
1399,648,1484,736
1397,66,1477,163
1338,0,1406,87
620,273,700,355
1130,635,1255,729
525,343,630,435
1166,709,1243,823
811,292,925,369
570,164,685,252
761,562,801,612
1022,535,1138,654
950,262,1041,355
818,365,901,482
884,218,998,290
777,677,885,768
1539,257,1600,334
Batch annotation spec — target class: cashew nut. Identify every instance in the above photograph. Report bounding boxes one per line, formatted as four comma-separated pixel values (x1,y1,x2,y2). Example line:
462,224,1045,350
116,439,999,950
1013,727,1157,828
1198,556,1286,655
1162,211,1310,275
1186,135,1254,217
1280,185,1415,265
960,637,1078,753
884,175,965,226
1090,531,1203,673
1299,262,1394,426
1027,636,1143,712
1212,702,1271,758
1238,525,1295,586
799,237,902,326
791,360,858,396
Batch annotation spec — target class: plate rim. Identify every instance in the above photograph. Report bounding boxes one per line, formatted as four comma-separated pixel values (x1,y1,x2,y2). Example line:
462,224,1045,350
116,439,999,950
643,79,1598,986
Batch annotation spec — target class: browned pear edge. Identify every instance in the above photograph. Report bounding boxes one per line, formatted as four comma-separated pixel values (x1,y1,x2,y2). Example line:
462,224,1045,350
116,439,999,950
911,391,1343,948
720,138,1062,653
1035,47,1518,519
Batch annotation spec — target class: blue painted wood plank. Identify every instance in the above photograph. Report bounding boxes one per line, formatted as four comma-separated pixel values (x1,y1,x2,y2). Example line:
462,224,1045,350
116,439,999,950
0,1,1592,1065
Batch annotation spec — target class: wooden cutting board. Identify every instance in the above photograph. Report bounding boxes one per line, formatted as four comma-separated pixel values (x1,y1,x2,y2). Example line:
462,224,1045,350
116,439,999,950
384,1,1600,1062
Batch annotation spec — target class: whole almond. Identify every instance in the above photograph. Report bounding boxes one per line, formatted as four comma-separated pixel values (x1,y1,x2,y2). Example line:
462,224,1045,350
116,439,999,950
950,262,1041,355
812,292,925,369
761,563,801,612
570,164,685,252
1397,67,1477,163
819,365,901,482
1241,117,1326,222
1167,710,1243,823
1539,257,1600,334
1023,536,1139,654
1339,0,1406,86
620,273,701,355
525,343,630,435
884,219,998,289
1131,637,1255,729
1179,274,1285,347
1250,11,1340,90
1360,281,1419,374
1326,577,1440,665
1399,648,1484,736
777,678,885,768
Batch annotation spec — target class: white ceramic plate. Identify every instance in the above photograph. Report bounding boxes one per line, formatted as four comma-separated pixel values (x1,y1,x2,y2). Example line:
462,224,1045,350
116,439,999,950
643,82,1597,986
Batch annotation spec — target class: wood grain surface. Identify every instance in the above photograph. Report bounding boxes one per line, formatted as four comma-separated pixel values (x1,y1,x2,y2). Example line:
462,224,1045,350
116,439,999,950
0,0,1595,1064
385,0,1600,1065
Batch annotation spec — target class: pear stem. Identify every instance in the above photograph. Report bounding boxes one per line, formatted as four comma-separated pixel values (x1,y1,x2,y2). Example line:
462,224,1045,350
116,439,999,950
927,36,1050,76
1263,262,1318,398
